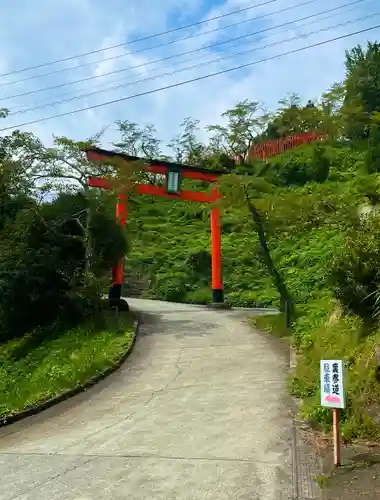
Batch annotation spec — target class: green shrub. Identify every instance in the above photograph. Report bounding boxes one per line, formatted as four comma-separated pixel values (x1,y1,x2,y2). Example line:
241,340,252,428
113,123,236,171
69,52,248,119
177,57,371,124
293,305,380,439
250,313,291,337
329,216,380,319
311,144,331,182
268,144,331,187
0,192,127,342
186,250,211,278
364,124,380,173
152,276,187,302
186,287,211,304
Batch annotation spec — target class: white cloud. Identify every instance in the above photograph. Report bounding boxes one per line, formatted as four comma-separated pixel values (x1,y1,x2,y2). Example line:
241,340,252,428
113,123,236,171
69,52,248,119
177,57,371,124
0,0,379,149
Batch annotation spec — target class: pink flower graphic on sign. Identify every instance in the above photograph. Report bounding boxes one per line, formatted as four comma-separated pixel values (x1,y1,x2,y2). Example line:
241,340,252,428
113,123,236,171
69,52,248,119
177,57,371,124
325,395,340,404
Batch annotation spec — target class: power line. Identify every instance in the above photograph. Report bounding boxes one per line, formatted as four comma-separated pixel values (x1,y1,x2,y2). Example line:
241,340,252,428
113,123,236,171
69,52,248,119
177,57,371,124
0,0,364,102
10,12,379,117
1,23,379,133
0,0,276,79
0,0,319,88
10,0,372,113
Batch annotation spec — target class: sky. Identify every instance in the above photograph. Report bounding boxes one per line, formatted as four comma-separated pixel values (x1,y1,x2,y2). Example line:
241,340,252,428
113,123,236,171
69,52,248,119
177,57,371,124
0,0,379,151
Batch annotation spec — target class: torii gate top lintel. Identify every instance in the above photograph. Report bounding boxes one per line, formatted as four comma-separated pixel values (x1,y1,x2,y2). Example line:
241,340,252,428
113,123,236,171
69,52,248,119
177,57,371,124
85,147,225,203
85,146,225,182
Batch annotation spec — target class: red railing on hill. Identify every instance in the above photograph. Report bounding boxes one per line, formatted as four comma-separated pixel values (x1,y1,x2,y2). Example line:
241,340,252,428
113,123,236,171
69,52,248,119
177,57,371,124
237,131,325,163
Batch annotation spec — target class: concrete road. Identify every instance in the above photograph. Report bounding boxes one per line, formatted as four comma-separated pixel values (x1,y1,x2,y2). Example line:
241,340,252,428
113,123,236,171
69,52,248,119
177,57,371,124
0,299,294,499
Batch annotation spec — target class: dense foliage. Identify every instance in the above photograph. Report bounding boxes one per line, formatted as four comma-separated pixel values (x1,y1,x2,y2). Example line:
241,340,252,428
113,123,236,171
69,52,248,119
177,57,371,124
2,40,380,437
121,41,380,439
0,137,127,342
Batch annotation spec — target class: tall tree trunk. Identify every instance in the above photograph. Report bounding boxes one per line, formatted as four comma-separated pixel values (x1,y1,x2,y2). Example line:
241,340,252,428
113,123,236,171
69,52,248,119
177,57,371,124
0,162,8,232
83,187,92,277
0,176,5,232
244,188,293,326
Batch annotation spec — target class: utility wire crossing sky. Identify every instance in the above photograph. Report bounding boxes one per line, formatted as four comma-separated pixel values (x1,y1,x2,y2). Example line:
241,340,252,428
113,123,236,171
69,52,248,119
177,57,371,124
0,0,379,144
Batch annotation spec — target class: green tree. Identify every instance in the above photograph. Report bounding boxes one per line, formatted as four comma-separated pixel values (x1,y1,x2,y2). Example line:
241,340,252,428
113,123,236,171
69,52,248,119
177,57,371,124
207,100,270,164
343,42,380,140
167,117,206,164
328,214,380,320
0,192,127,341
261,93,324,140
30,135,125,276
114,120,162,158
320,82,345,140
208,102,293,321
364,121,380,174
0,126,46,231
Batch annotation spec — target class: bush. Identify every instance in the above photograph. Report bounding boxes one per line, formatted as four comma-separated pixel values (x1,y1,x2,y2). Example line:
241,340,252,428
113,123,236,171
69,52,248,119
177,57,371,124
0,192,127,342
186,250,211,278
0,245,81,341
152,275,187,302
364,124,380,173
329,216,380,319
31,192,128,275
310,144,330,182
292,301,380,440
186,287,211,304
268,144,331,187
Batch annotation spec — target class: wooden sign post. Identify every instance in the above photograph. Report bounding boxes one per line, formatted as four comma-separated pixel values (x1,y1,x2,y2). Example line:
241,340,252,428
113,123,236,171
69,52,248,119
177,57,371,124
320,360,345,468
332,407,341,467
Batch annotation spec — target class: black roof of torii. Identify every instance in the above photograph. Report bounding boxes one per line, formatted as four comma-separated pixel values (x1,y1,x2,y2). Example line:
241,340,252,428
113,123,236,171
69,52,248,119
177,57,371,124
85,147,226,176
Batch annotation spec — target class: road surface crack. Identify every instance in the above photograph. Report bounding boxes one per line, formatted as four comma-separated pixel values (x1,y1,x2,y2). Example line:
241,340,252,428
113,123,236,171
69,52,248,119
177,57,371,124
144,347,185,407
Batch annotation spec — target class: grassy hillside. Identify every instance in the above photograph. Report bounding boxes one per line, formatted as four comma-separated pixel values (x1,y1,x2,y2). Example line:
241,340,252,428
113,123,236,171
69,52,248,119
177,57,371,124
0,310,134,419
124,142,380,440
124,143,364,307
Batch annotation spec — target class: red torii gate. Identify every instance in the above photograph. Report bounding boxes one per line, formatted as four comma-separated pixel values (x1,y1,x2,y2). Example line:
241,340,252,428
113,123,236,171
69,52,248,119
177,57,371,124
85,147,226,306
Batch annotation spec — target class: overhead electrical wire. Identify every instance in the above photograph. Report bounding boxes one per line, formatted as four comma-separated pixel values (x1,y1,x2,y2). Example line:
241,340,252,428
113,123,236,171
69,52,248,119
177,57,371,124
9,0,372,113
0,0,277,79
0,0,320,88
9,12,379,117
0,0,366,102
1,23,379,133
